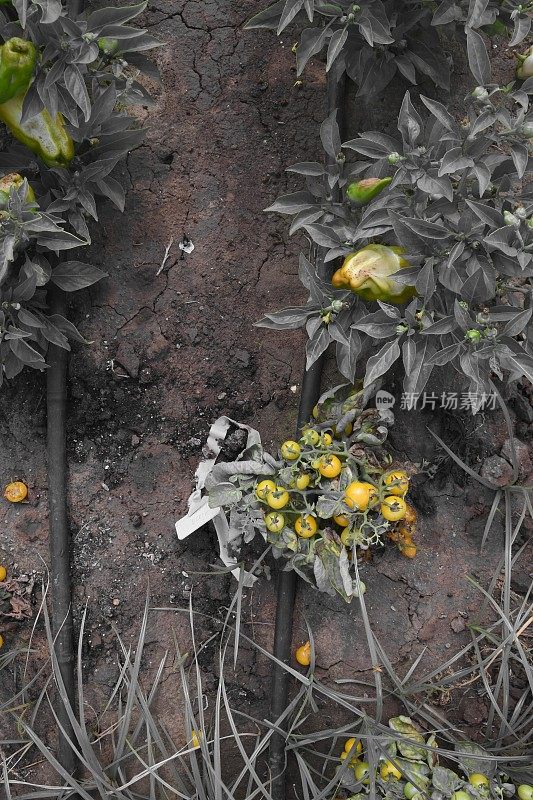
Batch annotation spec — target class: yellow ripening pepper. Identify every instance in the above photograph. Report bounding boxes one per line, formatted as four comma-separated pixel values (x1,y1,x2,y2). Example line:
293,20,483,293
0,172,35,207
0,92,74,167
331,244,416,304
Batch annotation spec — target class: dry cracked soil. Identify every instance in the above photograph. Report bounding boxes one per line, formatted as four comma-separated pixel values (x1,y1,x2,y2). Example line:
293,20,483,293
0,0,532,791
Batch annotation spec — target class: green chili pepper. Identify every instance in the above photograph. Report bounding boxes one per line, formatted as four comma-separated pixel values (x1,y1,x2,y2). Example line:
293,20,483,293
0,172,35,207
0,92,74,166
346,176,392,206
0,38,37,104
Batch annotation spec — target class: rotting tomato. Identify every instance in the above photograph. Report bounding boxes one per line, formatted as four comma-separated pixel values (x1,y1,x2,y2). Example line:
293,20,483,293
4,481,27,503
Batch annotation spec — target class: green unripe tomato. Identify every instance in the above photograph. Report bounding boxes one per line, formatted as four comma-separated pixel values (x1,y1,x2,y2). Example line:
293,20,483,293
518,786,533,800
404,784,424,800
264,511,285,533
280,440,301,461
452,791,472,800
469,774,490,791
300,428,320,446
354,761,370,784
520,122,533,138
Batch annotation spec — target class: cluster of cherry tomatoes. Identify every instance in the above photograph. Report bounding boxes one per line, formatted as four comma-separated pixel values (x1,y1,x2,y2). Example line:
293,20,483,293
336,732,533,800
254,427,416,557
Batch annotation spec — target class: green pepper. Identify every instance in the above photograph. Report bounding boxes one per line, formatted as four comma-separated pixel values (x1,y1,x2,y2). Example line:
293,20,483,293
0,92,74,166
0,172,35,207
346,176,391,206
0,38,37,104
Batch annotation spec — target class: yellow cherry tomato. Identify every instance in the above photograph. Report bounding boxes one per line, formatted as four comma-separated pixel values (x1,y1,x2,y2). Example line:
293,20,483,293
383,470,409,496
344,481,376,511
334,513,350,527
265,511,285,533
281,440,301,461
340,751,360,767
321,432,333,446
295,514,318,538
295,473,311,490
312,404,320,419
318,454,342,478
300,429,320,446
255,479,276,501
0,634,4,648
0,565,6,582
354,761,370,784
344,738,363,755
191,730,202,748
381,496,407,521
267,487,290,509
4,481,28,503
295,640,311,665
381,761,402,780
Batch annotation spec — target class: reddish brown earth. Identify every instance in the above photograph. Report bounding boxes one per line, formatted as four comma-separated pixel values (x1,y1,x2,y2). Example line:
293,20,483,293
0,0,531,790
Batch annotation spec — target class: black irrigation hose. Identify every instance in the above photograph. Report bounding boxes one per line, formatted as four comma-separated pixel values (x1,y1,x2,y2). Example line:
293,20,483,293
44,0,84,778
46,282,76,776
269,70,346,800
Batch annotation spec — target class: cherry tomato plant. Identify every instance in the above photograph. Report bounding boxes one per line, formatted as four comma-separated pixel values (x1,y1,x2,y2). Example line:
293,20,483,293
251,2,533,408
205,384,417,601
0,1,158,383
332,716,530,799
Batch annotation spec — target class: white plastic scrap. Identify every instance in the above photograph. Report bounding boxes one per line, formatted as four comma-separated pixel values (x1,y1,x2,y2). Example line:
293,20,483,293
175,416,266,587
